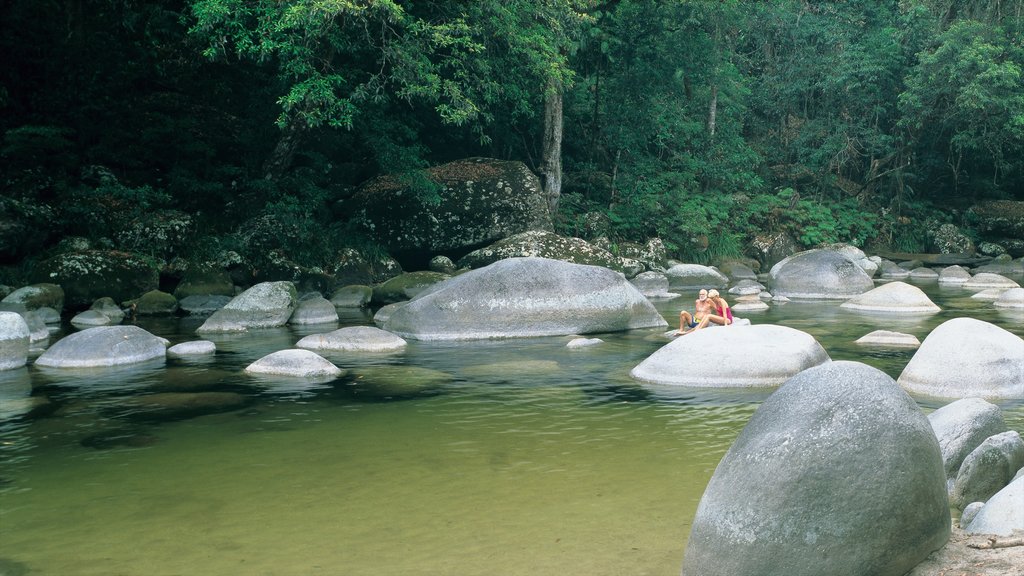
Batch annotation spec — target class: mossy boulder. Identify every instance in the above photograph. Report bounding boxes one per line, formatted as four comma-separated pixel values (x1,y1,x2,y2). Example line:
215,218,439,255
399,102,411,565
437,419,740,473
372,271,450,305
457,230,644,277
130,290,179,316
172,266,234,299
350,157,553,268
32,250,159,310
1,283,65,311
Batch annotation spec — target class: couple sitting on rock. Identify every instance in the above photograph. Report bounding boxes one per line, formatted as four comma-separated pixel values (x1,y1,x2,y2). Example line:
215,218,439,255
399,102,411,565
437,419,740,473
676,288,733,336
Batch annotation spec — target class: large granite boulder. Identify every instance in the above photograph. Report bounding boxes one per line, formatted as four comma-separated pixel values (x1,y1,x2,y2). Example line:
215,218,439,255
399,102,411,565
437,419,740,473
349,158,553,268
456,230,643,277
839,281,940,314
962,273,1019,290
380,257,667,340
898,318,1024,400
196,281,297,333
681,361,950,576
965,477,1024,536
1,283,65,312
993,287,1024,309
629,271,675,299
31,250,159,310
630,324,830,388
938,265,972,284
950,431,1024,510
663,264,729,291
295,326,407,352
769,248,874,299
0,311,30,370
927,398,1008,485
34,325,167,368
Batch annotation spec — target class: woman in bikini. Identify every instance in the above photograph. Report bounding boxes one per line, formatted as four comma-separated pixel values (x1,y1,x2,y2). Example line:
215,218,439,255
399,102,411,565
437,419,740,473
686,288,733,333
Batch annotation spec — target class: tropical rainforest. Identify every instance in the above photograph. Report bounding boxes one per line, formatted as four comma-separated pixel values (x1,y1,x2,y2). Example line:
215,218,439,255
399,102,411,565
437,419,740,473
2,0,1023,283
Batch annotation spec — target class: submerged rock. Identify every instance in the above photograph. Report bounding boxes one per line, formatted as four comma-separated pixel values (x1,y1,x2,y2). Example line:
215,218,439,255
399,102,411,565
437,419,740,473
898,318,1024,400
346,365,451,399
681,361,949,576
34,325,168,368
381,257,667,340
630,324,830,388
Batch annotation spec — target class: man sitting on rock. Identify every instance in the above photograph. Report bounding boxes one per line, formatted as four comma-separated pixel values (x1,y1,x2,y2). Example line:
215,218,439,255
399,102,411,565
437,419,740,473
676,288,713,335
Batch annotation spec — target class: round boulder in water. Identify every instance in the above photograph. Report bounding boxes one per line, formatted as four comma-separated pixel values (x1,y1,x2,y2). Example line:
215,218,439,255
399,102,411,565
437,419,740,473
381,257,667,340
664,264,728,291
897,318,1024,400
296,326,407,353
244,349,342,378
770,248,874,300
289,294,338,325
630,324,830,388
34,325,167,368
681,361,950,576
840,281,940,314
993,287,1024,309
962,273,1019,290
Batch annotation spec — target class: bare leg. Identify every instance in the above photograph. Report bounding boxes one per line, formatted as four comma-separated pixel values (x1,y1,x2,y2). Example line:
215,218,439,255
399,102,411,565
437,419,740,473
676,311,694,334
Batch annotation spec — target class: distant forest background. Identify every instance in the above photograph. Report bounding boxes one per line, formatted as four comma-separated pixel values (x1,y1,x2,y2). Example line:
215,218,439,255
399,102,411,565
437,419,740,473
2,0,1023,281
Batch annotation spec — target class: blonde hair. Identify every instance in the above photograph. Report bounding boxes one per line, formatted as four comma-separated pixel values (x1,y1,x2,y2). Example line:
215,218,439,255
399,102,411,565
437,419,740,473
708,289,720,298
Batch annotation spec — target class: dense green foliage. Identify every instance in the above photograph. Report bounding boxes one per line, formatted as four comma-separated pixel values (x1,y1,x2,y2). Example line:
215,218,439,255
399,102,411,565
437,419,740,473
2,0,1022,279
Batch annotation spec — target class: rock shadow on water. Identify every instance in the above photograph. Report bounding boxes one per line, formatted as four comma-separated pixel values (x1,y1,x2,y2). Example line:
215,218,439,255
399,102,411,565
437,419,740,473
342,365,453,401
79,426,160,450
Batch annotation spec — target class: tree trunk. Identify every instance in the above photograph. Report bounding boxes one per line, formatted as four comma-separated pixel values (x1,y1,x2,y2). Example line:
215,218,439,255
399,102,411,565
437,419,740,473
707,83,718,138
541,77,563,216
263,123,304,181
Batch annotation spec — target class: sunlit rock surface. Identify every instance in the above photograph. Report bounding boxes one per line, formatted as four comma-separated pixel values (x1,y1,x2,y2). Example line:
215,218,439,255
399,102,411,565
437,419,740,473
196,281,297,333
681,361,949,576
381,257,667,340
898,318,1024,400
630,324,829,388
840,281,940,314
35,325,167,368
770,248,874,299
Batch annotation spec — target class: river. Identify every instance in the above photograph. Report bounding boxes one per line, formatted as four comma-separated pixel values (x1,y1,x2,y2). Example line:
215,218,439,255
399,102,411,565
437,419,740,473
0,280,1022,576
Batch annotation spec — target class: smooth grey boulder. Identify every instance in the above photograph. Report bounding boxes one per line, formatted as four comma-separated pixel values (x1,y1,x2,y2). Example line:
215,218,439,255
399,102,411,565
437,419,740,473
90,297,125,323
993,287,1024,309
727,279,765,296
0,311,30,370
879,260,911,279
244,349,342,378
289,294,338,325
965,477,1024,536
927,398,1008,484
630,324,830,388
196,281,297,333
951,431,1024,510
681,361,950,576
34,325,168,368
840,281,940,314
970,288,1007,301
855,330,920,348
566,337,603,349
629,271,675,299
330,285,373,308
960,502,984,528
664,264,728,291
909,266,939,279
167,340,217,358
962,272,1019,290
70,309,116,327
769,248,874,299
381,257,667,340
295,326,407,352
898,318,1024,400
35,306,61,324
938,265,972,284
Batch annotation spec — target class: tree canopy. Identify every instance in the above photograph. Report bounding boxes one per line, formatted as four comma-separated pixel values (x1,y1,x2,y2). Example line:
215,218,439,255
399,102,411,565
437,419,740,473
2,0,1022,275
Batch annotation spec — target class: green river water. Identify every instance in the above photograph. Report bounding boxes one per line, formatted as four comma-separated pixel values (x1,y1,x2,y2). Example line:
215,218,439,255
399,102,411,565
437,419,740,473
0,280,1022,576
